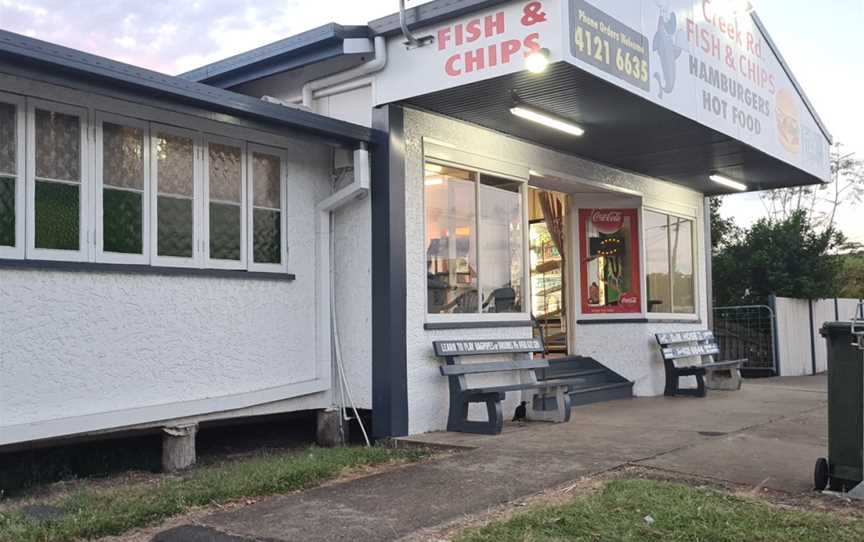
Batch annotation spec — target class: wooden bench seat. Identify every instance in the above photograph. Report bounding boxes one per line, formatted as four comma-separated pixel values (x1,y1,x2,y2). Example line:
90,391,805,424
433,338,573,434
656,331,746,397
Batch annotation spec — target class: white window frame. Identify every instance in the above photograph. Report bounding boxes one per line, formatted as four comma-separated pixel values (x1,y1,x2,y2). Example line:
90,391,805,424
26,98,90,262
0,91,26,259
94,111,151,265
422,157,531,323
643,208,699,319
150,123,203,268
203,135,247,270
247,143,288,273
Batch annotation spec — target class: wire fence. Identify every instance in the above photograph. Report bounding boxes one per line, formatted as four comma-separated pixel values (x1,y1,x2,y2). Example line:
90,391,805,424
713,305,777,377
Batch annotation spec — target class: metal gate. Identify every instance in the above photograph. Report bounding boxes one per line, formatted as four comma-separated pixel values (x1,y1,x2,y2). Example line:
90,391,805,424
713,305,778,377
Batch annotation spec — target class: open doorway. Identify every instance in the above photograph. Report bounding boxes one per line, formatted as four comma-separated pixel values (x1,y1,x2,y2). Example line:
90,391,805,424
528,187,569,356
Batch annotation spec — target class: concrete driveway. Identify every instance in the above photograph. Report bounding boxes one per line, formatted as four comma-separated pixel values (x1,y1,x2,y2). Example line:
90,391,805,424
153,375,829,542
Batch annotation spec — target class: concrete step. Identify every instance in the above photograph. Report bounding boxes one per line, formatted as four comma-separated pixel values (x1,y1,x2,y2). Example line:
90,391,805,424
568,381,634,407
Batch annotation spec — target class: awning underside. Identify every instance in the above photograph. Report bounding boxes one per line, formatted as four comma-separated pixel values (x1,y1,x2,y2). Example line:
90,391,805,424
405,62,822,196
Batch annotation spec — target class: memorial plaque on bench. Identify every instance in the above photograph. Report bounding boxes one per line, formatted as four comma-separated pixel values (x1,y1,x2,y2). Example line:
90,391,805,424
434,338,544,357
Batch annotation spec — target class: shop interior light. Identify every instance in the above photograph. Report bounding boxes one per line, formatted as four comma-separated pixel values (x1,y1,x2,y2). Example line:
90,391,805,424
525,48,551,74
709,174,747,191
510,105,585,137
424,175,444,187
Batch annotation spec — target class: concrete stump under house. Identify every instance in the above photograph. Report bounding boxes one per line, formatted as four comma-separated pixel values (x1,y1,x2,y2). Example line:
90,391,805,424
316,408,348,447
162,424,198,472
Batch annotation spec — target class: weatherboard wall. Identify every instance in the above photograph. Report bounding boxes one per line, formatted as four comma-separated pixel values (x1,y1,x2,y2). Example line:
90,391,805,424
0,74,347,446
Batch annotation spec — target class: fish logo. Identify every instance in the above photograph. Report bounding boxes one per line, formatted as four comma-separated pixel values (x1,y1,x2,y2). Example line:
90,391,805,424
652,4,682,99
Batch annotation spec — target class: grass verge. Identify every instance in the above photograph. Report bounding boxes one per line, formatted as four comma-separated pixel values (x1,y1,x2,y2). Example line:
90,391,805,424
0,446,426,542
456,479,864,542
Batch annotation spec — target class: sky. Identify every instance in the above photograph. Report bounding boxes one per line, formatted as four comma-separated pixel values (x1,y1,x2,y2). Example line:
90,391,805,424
0,0,861,241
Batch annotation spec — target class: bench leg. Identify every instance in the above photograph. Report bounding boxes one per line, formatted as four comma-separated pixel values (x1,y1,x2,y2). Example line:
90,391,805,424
705,368,742,391
446,386,504,435
664,366,679,397
525,388,572,423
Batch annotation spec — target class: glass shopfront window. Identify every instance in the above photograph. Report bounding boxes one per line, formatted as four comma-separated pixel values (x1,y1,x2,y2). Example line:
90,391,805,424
645,210,696,314
425,162,524,315
579,208,641,314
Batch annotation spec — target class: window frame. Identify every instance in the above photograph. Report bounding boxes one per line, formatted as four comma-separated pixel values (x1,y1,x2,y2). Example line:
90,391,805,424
247,142,288,273
149,123,203,268
94,111,151,265
0,91,26,259
26,97,90,262
422,157,531,323
643,208,699,319
204,134,248,270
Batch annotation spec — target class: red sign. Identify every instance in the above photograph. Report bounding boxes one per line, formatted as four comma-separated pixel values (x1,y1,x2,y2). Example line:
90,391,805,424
578,208,641,315
590,209,625,234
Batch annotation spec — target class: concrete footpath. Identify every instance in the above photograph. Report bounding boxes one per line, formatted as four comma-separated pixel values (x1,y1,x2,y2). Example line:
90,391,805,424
152,375,828,542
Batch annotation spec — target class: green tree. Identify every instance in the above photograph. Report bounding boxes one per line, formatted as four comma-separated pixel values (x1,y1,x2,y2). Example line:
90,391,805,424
708,196,739,252
713,210,846,306
838,252,864,299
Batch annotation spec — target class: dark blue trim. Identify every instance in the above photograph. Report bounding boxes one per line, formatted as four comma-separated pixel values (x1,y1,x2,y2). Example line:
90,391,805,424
705,197,714,330
368,0,511,37
424,320,532,330
0,29,372,146
371,104,409,438
180,23,371,88
576,319,702,325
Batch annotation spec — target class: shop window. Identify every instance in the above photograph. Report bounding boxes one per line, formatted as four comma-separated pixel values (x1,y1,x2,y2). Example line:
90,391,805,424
0,93,24,258
579,209,641,314
152,126,198,264
425,162,524,315
645,210,696,314
96,113,149,263
249,145,286,270
206,138,246,268
28,100,88,261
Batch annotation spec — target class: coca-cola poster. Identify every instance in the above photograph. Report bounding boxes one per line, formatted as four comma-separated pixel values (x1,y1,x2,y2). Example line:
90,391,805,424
579,208,641,314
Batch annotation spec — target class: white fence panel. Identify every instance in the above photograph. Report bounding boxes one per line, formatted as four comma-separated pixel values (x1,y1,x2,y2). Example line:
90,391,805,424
774,297,863,376
775,297,813,376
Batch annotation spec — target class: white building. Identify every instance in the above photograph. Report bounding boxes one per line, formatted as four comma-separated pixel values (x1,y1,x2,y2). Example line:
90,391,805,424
0,0,831,451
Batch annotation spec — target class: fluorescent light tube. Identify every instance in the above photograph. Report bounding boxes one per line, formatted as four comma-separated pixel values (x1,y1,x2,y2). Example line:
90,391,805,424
510,106,585,137
709,174,747,191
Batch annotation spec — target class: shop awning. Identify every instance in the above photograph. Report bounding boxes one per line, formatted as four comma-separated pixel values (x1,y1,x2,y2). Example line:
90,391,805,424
404,60,817,196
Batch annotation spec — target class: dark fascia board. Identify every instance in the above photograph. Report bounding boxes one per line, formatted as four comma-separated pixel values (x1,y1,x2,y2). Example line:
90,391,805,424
180,23,371,88
368,0,511,37
750,12,832,144
0,29,372,146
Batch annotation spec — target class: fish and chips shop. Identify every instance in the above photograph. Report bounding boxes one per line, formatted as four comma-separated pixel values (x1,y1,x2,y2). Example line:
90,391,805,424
0,0,832,453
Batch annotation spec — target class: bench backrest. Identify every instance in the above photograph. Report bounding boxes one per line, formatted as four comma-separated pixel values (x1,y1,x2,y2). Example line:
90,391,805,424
433,338,544,357
433,338,548,376
656,331,719,364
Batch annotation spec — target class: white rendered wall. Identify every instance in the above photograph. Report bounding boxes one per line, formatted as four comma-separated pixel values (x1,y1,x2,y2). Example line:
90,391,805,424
0,133,337,446
332,195,373,409
402,108,709,433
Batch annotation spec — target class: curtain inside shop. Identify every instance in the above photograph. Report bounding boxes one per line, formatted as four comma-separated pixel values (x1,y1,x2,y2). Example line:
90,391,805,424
538,190,566,323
